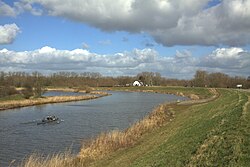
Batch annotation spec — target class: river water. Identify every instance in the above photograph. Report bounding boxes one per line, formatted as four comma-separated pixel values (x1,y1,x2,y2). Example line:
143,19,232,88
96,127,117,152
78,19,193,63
0,91,187,166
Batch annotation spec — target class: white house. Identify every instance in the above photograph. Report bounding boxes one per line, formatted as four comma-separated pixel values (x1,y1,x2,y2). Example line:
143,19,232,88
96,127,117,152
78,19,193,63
133,81,143,86
236,84,243,89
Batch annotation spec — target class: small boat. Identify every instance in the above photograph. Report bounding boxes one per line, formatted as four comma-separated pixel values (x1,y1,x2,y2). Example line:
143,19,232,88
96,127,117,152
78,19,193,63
37,115,60,125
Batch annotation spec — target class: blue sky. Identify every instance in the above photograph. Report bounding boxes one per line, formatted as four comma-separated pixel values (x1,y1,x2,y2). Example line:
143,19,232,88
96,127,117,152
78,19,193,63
0,0,250,78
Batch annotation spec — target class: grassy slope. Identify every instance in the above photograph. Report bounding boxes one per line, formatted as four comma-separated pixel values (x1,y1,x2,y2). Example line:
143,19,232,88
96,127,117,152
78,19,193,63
103,86,213,99
90,89,250,167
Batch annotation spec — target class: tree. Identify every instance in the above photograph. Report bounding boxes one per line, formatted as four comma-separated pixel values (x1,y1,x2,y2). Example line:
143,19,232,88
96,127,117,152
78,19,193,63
137,72,162,86
152,72,162,86
22,82,33,99
33,81,43,98
208,72,230,88
193,70,208,87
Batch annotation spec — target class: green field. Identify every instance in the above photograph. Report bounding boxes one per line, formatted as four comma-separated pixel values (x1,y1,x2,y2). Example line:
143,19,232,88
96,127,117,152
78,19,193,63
89,88,250,167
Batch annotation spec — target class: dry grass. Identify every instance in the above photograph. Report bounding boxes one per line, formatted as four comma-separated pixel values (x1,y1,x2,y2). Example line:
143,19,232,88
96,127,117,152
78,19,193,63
18,151,77,167
0,95,100,111
78,103,174,162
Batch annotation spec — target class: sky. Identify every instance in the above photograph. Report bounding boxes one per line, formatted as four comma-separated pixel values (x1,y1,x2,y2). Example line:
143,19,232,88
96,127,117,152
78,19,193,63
0,0,250,79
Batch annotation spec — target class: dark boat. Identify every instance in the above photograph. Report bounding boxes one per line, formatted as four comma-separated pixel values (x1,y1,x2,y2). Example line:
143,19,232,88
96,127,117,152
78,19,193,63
37,115,60,125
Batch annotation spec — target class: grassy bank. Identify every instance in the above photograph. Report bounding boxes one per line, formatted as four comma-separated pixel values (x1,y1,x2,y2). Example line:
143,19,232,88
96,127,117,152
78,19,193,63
19,87,250,166
91,89,250,167
101,86,213,100
0,93,109,111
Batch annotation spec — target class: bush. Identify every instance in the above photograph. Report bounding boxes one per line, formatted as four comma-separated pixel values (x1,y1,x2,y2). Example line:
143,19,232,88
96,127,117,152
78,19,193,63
22,85,33,99
0,86,18,98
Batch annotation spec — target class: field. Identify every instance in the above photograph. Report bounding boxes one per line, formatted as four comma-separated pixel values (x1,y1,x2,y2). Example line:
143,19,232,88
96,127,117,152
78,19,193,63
18,87,250,166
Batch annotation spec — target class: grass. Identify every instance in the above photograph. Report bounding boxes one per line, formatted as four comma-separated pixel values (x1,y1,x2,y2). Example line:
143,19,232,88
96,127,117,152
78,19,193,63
18,87,250,167
102,86,213,99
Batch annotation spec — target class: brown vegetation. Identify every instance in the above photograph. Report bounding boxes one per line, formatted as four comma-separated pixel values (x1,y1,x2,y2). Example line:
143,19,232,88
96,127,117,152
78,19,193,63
0,95,108,111
192,70,250,88
78,103,174,161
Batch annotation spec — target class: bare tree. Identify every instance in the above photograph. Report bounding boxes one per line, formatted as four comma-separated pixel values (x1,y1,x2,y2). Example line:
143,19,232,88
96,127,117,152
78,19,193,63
193,70,208,87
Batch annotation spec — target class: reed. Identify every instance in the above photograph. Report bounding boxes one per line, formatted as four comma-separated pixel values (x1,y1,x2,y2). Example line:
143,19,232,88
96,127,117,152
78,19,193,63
0,95,99,111
78,103,174,162
19,151,76,167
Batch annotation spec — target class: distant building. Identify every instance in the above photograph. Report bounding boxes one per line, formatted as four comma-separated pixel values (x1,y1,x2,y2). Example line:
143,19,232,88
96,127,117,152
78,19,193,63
236,84,243,89
133,81,143,86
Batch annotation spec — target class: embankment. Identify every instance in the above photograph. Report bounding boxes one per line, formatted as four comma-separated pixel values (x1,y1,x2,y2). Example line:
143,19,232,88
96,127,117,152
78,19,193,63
19,87,222,167
91,89,250,167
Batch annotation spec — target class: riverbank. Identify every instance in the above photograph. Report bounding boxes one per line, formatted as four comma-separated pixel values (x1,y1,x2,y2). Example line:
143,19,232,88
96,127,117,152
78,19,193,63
99,86,213,100
91,89,250,167
0,92,109,111
20,87,243,167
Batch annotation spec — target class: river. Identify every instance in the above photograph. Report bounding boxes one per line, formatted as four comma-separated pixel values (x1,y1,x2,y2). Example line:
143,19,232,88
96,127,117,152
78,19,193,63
0,91,187,166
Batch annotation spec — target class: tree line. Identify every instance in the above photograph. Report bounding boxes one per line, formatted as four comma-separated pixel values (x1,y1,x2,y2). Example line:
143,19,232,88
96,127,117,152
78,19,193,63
0,71,249,99
192,70,250,89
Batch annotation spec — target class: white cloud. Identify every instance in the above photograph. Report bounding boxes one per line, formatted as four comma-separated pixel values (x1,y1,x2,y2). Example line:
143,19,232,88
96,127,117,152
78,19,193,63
38,46,56,53
175,50,192,59
152,0,250,46
14,1,43,16
19,0,250,46
199,47,250,76
0,46,249,78
0,0,43,17
201,47,250,68
0,23,20,44
0,0,16,17
0,46,197,78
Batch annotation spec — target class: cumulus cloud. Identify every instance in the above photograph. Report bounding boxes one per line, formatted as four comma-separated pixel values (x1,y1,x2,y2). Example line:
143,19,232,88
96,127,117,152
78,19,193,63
200,47,250,76
0,46,197,78
152,0,250,46
0,46,249,78
0,23,20,44
19,0,250,46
